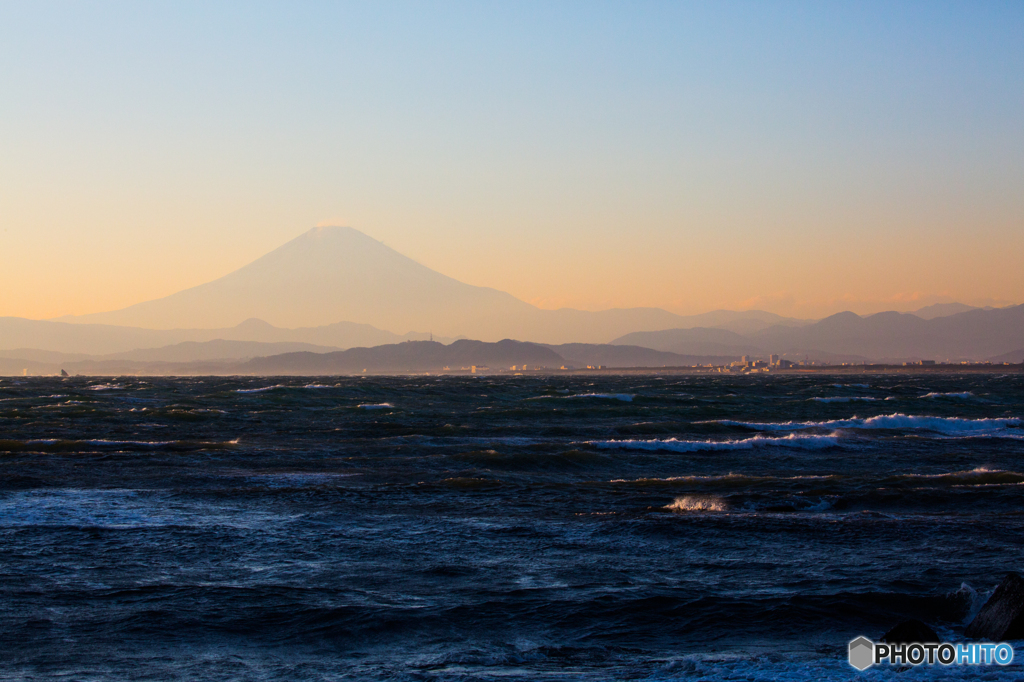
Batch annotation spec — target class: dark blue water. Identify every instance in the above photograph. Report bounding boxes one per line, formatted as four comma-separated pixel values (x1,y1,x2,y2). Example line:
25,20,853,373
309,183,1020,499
1,374,1023,680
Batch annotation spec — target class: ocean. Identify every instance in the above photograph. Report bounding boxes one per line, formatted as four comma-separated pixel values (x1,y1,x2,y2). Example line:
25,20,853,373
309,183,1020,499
1,373,1022,680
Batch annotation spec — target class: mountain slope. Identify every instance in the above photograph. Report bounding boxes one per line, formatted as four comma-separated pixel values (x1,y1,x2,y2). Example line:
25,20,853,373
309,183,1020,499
106,340,340,362
610,327,764,356
544,343,736,367
989,349,1024,363
243,339,564,374
909,302,979,320
69,227,536,336
59,226,801,344
750,306,1024,360
646,310,813,334
610,305,1024,362
0,316,417,356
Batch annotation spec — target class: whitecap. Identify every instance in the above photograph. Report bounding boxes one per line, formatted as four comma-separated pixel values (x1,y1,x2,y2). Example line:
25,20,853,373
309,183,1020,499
235,384,285,393
920,391,976,399
86,383,123,391
892,466,1024,486
357,403,394,409
565,393,634,402
611,472,835,484
715,413,1020,436
83,439,177,446
591,433,840,452
808,396,879,403
665,495,727,512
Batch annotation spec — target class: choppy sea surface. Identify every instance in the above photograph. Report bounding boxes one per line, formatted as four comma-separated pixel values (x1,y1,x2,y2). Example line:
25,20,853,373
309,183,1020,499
1,373,1023,681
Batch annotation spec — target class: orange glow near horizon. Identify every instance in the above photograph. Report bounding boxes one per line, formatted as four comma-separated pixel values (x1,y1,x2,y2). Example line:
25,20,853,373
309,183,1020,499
2,3,1022,325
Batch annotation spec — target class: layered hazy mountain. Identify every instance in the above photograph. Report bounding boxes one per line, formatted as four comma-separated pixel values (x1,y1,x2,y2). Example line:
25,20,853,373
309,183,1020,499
613,305,1024,363
0,340,739,377
60,227,805,343
0,316,433,356
2,226,1016,367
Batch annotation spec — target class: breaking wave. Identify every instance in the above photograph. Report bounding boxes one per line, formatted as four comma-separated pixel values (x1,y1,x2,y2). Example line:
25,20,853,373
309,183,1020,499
591,433,840,452
809,396,879,403
665,495,728,512
565,393,634,402
921,391,977,400
0,438,239,452
887,466,1024,487
358,403,394,409
612,472,835,485
716,413,1020,435
235,384,285,393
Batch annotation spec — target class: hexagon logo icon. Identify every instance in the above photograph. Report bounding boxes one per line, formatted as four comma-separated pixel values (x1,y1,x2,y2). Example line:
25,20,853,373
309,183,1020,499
848,636,875,671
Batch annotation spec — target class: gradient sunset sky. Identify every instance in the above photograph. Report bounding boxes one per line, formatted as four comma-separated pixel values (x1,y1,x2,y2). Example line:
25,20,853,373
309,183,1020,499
3,1,1022,321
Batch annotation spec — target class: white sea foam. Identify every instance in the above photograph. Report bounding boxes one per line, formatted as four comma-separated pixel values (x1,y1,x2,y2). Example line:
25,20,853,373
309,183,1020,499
591,433,840,452
84,439,177,446
565,393,634,402
809,396,879,403
892,466,1024,486
303,383,335,389
715,413,1020,435
15,438,240,448
921,391,976,399
235,384,285,393
611,472,835,484
954,583,987,625
86,383,123,391
357,403,394,409
666,495,728,512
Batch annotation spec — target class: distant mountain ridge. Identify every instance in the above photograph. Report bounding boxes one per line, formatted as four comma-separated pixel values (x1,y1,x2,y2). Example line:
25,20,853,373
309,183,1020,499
3,326,1022,376
613,305,1024,362
245,340,563,374
5,226,1015,359
233,340,740,375
0,316,432,356
0,339,737,376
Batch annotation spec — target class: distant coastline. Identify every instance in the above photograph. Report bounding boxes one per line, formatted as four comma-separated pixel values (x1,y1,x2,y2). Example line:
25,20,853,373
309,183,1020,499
7,361,1022,379
4,335,1023,378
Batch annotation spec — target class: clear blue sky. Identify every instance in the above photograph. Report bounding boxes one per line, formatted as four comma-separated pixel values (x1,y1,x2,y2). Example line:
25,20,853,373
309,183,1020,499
2,1,1022,319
